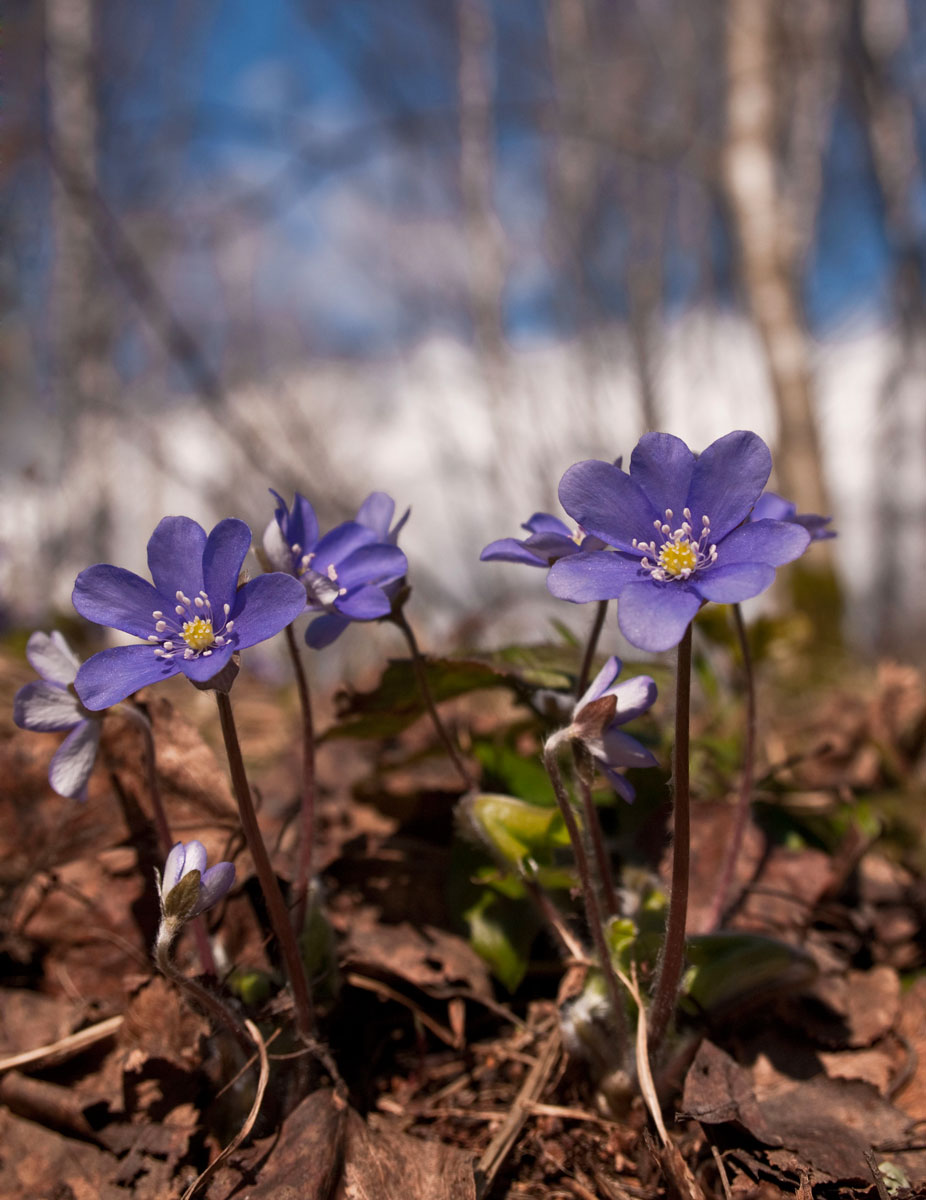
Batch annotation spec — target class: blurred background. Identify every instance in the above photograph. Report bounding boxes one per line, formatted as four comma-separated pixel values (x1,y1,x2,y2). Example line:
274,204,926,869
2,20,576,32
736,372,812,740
3,0,926,667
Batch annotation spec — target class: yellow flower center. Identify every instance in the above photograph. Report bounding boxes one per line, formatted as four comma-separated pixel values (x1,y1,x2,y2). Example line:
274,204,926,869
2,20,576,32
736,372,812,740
181,617,215,651
657,537,698,577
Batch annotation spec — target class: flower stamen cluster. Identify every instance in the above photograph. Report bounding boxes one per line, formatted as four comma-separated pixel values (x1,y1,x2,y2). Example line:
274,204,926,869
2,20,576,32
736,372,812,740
147,590,235,660
633,509,718,582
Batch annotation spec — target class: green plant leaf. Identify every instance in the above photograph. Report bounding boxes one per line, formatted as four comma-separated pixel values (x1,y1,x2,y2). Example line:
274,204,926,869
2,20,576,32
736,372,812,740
462,887,539,992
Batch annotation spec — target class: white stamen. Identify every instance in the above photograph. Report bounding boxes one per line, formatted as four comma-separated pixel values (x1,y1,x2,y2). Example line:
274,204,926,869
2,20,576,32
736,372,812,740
163,641,174,650
152,610,163,619
223,603,231,616
155,620,167,632
194,597,204,608
175,605,185,615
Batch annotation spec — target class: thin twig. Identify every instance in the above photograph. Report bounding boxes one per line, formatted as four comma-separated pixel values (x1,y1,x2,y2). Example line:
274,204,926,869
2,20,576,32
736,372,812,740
180,1018,270,1200
0,1015,124,1075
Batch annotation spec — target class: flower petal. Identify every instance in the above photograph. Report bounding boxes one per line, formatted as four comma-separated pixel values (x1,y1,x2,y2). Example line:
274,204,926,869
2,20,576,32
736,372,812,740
603,768,636,803
313,521,378,570
202,518,252,607
75,644,179,710
162,843,186,892
629,433,696,518
176,644,236,682
182,840,208,878
356,492,396,538
716,519,811,567
48,719,101,799
577,655,621,707
750,492,794,523
335,585,391,620
272,490,319,553
521,532,581,563
480,537,548,566
336,544,407,589
601,727,659,769
548,551,641,603
191,861,236,917
693,562,775,603
147,516,207,601
558,460,659,550
14,680,82,732
229,573,307,650
73,565,165,639
685,431,771,540
305,612,351,649
26,631,80,686
523,512,572,537
262,516,294,573
617,581,702,652
611,674,658,723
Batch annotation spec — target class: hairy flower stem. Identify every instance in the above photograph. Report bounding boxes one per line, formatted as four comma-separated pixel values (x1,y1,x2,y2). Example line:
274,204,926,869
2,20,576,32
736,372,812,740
577,600,609,699
706,603,757,932
155,936,252,1052
214,692,316,1041
284,624,317,932
390,609,474,790
648,625,692,1056
574,755,619,918
542,742,628,1053
119,703,217,978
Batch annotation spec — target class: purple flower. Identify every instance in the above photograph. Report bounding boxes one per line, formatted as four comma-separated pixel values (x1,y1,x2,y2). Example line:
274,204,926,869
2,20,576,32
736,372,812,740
750,491,835,542
72,516,307,710
155,840,235,953
481,512,606,568
548,431,812,653
13,631,102,799
263,490,408,650
573,656,658,802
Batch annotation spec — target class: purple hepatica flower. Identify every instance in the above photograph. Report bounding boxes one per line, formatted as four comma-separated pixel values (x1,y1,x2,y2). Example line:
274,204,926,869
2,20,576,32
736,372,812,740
750,490,835,542
157,840,236,922
355,491,410,546
263,490,408,650
481,512,607,569
548,431,812,653
72,516,307,710
13,631,102,800
573,656,658,802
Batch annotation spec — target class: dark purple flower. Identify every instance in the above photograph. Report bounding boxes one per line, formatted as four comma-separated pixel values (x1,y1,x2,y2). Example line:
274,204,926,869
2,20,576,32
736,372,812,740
548,431,811,653
263,490,408,650
13,631,102,799
750,491,835,542
72,516,307,710
573,656,658,802
481,512,607,568
355,491,410,546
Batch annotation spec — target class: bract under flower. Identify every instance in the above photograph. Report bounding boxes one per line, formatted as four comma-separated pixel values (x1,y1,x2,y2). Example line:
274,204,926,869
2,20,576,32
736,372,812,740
481,512,606,569
572,656,658,802
13,631,102,799
548,431,811,652
157,840,236,922
73,516,307,709
264,490,408,650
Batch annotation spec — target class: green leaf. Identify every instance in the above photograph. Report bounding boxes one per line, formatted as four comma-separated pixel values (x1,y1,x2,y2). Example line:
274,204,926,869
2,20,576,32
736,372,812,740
460,792,570,869
682,932,817,1019
472,738,558,807
462,887,539,992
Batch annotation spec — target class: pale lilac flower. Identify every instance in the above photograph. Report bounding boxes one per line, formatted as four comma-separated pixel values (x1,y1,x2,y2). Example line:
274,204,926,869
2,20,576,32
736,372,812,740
572,656,658,802
157,840,236,921
548,432,811,652
13,631,101,800
73,516,307,710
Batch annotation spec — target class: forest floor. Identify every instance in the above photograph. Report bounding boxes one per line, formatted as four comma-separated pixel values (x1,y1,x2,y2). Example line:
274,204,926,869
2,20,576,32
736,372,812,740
2,632,926,1200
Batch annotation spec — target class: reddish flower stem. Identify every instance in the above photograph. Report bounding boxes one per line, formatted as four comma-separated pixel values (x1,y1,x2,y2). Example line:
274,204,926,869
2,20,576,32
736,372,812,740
215,692,316,1041
706,603,757,931
284,624,317,933
576,600,609,699
648,624,692,1056
574,757,620,919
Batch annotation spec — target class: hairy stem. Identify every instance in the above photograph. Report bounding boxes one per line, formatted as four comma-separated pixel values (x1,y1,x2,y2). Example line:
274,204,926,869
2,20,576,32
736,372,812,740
284,624,317,932
155,936,251,1052
119,702,217,977
391,609,474,790
648,624,692,1055
543,740,628,1054
706,603,757,931
574,754,619,918
215,692,316,1041
577,600,609,699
